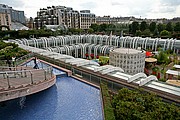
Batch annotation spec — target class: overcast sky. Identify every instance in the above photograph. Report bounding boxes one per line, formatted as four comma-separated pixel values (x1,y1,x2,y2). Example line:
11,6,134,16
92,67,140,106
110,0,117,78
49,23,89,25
1,0,180,19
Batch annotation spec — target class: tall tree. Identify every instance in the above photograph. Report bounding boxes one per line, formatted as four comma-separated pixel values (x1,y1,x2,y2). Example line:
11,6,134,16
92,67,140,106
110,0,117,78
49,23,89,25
160,30,171,38
141,29,151,37
166,22,173,32
99,24,108,32
149,22,156,32
90,24,99,32
129,24,132,34
174,22,180,32
157,23,166,32
107,24,116,32
131,21,139,35
140,21,148,31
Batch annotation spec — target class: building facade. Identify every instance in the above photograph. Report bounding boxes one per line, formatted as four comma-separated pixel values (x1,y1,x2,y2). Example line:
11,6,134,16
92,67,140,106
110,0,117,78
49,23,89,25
34,6,59,29
79,10,96,29
0,4,11,30
34,6,96,29
10,9,26,24
96,16,134,25
0,4,26,30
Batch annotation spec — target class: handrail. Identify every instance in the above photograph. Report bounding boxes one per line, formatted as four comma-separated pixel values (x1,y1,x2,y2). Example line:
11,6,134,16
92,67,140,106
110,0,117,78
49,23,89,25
0,66,53,90
30,71,33,84
6,72,10,88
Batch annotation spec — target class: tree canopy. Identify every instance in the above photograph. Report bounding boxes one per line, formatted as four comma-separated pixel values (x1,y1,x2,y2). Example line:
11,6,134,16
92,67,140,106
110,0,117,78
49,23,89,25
112,88,180,120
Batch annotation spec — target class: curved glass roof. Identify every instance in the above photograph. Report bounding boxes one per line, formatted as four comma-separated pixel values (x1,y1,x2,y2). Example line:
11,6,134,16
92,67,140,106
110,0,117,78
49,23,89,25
16,43,180,97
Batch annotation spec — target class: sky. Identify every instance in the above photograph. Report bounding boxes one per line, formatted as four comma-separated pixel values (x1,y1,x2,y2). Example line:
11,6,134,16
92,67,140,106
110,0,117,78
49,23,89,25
1,0,180,19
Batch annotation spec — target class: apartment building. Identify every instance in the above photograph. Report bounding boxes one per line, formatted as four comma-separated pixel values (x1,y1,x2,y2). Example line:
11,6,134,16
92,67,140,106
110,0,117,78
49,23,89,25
56,6,79,28
96,16,134,25
34,6,96,29
0,4,26,30
0,4,11,30
79,10,96,29
0,4,25,24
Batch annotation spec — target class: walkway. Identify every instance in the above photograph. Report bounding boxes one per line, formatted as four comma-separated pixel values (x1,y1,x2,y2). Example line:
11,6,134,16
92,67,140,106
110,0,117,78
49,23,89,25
0,66,55,102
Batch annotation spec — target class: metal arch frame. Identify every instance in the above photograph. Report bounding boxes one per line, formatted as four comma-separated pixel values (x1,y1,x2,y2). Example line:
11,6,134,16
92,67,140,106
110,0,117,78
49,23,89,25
101,67,124,75
127,73,147,83
76,60,100,67
145,37,149,50
94,65,112,72
69,59,86,65
10,35,180,55
54,54,74,60
65,58,83,64
139,75,158,86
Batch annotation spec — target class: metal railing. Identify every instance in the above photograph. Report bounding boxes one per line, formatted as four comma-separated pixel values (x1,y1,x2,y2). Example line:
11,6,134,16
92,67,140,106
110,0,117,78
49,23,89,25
0,53,34,66
0,66,53,90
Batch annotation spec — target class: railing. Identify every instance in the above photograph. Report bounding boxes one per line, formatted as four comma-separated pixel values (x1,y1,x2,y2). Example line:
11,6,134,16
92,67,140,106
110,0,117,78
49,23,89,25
0,53,34,66
0,66,53,90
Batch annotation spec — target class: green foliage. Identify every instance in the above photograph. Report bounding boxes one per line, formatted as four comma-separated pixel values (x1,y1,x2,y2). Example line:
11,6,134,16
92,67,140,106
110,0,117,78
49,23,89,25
152,66,159,72
160,30,171,37
99,24,108,32
100,83,115,120
0,29,53,39
90,24,99,32
153,28,159,36
0,41,28,60
166,22,173,32
112,88,180,120
157,23,166,32
68,28,84,34
87,28,94,33
141,29,151,37
131,21,139,35
140,21,148,31
149,22,156,32
156,50,170,65
174,22,180,32
135,30,141,36
99,56,109,65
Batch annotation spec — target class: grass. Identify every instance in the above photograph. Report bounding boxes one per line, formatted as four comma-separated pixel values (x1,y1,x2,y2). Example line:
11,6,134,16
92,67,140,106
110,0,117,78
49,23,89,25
100,82,115,120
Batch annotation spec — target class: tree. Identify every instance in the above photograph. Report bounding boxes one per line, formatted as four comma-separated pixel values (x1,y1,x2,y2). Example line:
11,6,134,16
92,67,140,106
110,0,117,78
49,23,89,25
87,28,94,34
129,24,132,34
149,22,156,32
135,30,141,36
107,24,116,32
174,22,180,32
141,29,151,37
99,24,108,32
112,88,180,120
90,24,99,32
166,22,173,32
153,28,159,37
157,23,166,32
131,21,139,35
156,50,170,64
160,30,171,37
140,21,148,32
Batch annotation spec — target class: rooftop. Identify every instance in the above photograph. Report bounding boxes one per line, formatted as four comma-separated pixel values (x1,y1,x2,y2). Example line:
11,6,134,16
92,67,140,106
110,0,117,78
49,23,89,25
112,48,144,54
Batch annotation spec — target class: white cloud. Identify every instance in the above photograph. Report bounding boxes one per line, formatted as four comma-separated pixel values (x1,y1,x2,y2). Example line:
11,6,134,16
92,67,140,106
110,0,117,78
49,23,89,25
1,0,180,19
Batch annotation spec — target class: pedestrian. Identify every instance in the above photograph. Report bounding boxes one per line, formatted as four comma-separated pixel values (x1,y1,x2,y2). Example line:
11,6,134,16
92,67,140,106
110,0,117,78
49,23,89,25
33,57,39,69
12,56,16,67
